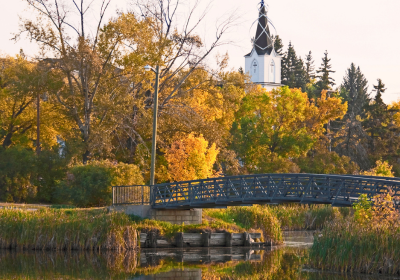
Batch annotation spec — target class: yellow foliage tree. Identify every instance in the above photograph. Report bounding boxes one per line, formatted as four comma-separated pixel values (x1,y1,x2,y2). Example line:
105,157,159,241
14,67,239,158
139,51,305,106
0,56,73,149
165,134,219,182
362,160,394,177
231,86,347,173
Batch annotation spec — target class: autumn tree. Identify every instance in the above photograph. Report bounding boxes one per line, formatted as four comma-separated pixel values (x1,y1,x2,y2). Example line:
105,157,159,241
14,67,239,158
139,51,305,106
19,0,156,163
231,86,347,173
296,137,359,175
0,56,69,149
165,133,219,182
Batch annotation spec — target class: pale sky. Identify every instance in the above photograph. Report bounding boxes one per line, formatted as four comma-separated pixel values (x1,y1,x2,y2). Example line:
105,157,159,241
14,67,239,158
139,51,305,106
1,0,399,103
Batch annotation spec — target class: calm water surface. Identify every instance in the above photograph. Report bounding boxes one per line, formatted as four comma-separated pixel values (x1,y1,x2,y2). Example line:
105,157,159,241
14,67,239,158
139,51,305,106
1,231,399,279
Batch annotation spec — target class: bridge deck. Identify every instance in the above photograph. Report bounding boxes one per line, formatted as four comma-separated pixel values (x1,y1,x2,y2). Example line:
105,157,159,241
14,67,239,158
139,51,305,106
112,174,400,209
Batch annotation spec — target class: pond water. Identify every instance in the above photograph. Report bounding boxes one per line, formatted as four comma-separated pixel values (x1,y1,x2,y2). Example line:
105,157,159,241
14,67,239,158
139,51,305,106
1,231,399,280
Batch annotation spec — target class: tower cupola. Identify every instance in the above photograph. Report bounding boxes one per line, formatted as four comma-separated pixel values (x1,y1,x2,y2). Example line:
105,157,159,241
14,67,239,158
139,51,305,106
244,1,282,91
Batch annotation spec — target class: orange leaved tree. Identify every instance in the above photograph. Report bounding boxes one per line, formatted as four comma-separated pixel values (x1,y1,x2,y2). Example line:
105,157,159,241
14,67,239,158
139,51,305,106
165,134,219,182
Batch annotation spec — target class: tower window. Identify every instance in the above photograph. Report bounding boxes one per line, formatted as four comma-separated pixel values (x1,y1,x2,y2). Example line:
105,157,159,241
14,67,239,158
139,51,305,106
253,60,258,73
270,60,275,83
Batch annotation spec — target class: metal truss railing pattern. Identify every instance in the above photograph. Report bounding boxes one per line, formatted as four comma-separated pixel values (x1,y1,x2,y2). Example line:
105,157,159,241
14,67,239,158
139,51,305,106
113,185,150,205
150,174,400,209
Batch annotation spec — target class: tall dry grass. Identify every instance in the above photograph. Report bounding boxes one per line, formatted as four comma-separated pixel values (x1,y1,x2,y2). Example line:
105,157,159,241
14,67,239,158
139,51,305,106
309,190,400,275
268,204,350,230
204,205,283,244
0,208,138,251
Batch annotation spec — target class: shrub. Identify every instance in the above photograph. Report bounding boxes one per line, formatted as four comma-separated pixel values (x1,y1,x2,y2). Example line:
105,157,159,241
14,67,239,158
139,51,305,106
0,147,36,202
55,164,113,207
90,160,144,186
55,160,144,207
0,146,68,203
34,149,68,203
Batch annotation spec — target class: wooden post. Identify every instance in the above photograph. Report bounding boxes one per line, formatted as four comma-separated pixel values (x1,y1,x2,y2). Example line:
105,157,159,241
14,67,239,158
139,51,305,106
141,185,144,205
176,232,184,248
244,232,251,247
225,232,232,247
112,187,115,205
202,232,210,247
149,231,157,248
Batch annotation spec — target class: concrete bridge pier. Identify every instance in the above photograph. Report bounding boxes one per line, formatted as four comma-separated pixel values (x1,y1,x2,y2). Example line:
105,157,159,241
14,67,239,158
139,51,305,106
110,205,202,225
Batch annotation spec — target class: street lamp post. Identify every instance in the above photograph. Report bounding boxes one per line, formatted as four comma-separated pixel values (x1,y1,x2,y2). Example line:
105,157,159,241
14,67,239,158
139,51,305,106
144,65,160,186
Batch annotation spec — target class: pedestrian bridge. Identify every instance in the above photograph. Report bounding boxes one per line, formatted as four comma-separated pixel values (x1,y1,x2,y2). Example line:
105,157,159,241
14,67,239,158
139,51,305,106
112,173,400,209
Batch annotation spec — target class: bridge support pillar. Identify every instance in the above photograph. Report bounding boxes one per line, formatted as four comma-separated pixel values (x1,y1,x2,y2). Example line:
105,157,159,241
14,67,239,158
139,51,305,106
110,205,202,225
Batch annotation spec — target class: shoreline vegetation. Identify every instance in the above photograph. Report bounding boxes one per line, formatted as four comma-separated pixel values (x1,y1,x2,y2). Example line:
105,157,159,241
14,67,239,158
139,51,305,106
1,199,399,277
0,203,346,251
0,208,137,251
309,191,400,275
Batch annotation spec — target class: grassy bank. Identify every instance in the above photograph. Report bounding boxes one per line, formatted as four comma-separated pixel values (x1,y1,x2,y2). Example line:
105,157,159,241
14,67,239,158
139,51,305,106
0,202,349,252
204,205,282,244
130,214,264,240
204,204,350,244
0,208,137,251
268,204,350,230
309,192,400,275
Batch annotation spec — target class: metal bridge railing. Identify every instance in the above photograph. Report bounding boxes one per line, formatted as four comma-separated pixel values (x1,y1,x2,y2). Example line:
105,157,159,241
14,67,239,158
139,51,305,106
150,173,400,209
112,185,150,205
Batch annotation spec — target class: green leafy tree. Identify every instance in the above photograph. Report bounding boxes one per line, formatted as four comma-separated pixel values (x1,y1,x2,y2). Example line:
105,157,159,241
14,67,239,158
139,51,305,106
55,160,144,207
231,87,347,173
296,150,359,175
0,146,36,202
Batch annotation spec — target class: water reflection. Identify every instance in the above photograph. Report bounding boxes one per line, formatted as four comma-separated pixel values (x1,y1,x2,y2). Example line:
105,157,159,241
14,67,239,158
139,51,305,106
0,231,399,280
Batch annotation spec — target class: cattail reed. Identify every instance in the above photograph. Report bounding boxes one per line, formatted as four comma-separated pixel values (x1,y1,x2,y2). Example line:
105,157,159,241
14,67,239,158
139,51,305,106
0,208,138,251
309,191,400,275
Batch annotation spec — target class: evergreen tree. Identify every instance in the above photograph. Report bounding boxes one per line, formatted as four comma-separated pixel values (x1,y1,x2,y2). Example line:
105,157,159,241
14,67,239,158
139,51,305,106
316,50,335,90
294,58,308,91
305,51,315,82
340,63,369,118
361,79,400,169
273,35,284,56
373,79,386,105
281,42,296,87
363,79,389,139
332,63,370,169
281,42,307,90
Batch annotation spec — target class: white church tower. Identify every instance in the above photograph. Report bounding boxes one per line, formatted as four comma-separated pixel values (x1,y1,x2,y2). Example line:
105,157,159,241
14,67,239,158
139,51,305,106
245,1,282,91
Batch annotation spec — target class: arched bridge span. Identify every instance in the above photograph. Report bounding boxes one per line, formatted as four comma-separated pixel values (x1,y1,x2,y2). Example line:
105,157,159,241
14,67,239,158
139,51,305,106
149,174,400,209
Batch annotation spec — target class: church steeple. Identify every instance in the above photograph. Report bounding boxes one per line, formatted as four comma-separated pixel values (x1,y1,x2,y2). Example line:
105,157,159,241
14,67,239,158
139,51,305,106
244,1,282,90
254,1,274,55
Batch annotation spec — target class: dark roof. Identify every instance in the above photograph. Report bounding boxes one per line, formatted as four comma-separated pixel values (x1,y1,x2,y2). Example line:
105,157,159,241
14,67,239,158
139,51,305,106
246,2,274,56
